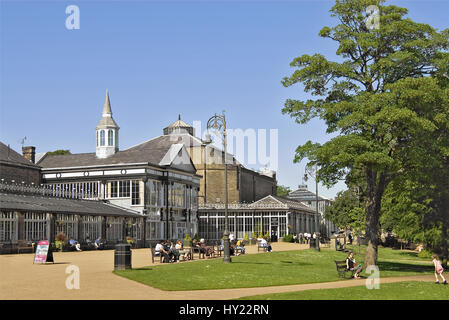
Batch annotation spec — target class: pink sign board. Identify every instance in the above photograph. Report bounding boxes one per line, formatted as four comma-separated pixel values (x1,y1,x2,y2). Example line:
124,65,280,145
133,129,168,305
33,240,50,264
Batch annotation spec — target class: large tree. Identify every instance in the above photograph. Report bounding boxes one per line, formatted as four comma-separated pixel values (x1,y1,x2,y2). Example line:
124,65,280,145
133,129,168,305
381,77,449,266
282,0,449,266
324,189,365,234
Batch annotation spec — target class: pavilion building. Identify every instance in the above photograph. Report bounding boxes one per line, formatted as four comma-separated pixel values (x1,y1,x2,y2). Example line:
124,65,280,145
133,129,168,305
287,184,338,237
36,91,202,242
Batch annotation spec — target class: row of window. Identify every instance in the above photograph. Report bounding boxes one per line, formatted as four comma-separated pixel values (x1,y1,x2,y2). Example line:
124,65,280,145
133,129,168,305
109,180,141,205
45,179,199,209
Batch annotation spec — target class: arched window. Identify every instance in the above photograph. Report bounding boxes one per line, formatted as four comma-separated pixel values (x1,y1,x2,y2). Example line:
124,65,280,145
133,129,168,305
96,131,99,147
108,130,114,146
100,130,105,146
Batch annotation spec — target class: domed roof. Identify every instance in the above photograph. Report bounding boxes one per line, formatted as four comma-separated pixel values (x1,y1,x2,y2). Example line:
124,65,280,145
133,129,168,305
163,115,194,136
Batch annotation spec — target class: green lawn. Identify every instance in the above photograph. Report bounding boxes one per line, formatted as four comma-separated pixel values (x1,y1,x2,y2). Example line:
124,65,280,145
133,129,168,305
113,246,435,291
238,281,449,300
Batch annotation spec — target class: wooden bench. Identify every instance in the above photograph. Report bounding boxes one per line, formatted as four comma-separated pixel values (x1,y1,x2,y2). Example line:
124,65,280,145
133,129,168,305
335,260,354,279
215,243,223,257
150,247,164,264
257,241,267,252
17,240,34,254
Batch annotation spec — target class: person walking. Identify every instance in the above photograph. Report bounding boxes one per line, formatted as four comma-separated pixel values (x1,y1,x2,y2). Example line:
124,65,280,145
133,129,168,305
432,255,447,284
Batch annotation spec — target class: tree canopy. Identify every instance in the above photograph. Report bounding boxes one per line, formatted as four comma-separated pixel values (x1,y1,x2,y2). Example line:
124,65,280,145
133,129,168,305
282,0,449,266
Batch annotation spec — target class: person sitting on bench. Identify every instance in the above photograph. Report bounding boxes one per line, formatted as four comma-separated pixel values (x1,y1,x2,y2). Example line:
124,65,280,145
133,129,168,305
346,251,362,278
155,241,171,263
259,237,272,252
236,239,245,255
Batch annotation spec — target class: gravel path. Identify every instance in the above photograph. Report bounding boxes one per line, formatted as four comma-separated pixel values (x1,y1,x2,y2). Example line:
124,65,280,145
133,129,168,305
0,243,433,300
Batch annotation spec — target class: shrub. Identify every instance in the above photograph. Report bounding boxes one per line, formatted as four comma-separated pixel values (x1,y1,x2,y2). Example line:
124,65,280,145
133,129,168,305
258,232,264,238
283,234,294,243
418,249,433,259
56,232,67,242
251,232,257,239
244,233,249,241
263,231,270,241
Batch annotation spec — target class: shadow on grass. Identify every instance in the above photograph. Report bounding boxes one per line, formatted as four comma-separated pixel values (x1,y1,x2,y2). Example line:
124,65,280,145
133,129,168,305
376,261,434,273
232,261,272,265
132,267,153,271
280,261,313,266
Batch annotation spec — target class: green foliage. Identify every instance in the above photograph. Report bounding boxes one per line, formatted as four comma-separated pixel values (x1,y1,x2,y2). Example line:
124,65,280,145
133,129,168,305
325,190,365,234
417,249,433,260
251,232,257,240
283,234,294,243
282,0,449,265
244,233,249,241
47,150,71,155
277,185,292,197
193,234,199,241
264,231,270,241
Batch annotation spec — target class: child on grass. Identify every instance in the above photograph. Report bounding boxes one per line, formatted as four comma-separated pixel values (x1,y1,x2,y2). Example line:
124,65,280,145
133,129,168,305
432,254,447,285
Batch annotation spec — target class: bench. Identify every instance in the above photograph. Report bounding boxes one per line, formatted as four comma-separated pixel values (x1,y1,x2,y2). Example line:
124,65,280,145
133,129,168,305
215,243,223,257
17,240,34,254
150,247,164,264
335,260,354,279
257,241,267,252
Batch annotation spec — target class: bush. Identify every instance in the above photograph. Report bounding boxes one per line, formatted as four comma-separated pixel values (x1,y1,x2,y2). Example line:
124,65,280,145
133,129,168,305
251,232,257,240
244,233,249,241
263,231,270,241
283,234,294,243
184,234,192,246
418,249,433,259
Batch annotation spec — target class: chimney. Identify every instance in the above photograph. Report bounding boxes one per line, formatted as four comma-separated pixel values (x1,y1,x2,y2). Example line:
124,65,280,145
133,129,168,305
22,146,36,163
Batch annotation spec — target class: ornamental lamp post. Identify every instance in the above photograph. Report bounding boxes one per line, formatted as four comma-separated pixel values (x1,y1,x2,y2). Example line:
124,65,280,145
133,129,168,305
206,111,231,263
202,132,213,204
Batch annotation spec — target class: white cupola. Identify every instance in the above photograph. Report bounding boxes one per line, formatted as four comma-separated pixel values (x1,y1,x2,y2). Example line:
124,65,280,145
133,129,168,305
95,90,119,158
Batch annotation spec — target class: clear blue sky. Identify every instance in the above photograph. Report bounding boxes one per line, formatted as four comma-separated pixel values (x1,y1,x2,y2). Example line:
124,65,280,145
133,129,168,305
1,0,447,199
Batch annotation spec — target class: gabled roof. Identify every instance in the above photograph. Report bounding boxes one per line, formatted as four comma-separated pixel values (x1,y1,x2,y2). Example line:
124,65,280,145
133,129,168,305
0,141,41,169
200,195,317,213
251,195,317,213
37,135,197,173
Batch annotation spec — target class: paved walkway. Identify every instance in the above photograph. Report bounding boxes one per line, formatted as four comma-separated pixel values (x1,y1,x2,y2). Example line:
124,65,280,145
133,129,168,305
0,243,433,300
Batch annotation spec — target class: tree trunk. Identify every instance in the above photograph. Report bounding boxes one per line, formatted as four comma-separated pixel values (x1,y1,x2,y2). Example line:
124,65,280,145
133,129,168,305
364,201,379,267
363,170,386,268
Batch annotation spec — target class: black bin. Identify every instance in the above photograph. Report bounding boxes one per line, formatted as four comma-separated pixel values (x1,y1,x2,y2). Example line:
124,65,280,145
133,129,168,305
114,244,132,270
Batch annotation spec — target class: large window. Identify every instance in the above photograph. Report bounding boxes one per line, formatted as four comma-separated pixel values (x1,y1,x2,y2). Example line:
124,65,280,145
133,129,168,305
106,217,123,241
100,130,105,146
54,214,78,240
0,212,18,242
108,129,114,146
24,213,50,241
145,180,162,207
169,183,186,208
81,216,102,241
131,180,140,205
109,180,130,198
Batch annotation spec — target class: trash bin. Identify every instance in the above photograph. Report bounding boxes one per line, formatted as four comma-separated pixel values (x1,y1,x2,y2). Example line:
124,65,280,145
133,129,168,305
114,244,132,270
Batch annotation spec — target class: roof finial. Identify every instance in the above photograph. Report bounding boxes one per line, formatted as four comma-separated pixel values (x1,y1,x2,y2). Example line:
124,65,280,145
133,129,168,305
178,114,181,121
